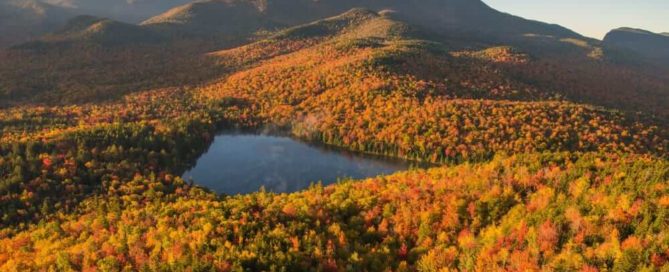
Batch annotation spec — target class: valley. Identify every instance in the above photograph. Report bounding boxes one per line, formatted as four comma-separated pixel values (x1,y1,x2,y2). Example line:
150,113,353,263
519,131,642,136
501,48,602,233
0,1,667,271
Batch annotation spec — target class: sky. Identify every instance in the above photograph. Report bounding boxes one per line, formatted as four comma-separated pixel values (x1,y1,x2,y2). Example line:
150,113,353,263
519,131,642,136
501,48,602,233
482,0,669,39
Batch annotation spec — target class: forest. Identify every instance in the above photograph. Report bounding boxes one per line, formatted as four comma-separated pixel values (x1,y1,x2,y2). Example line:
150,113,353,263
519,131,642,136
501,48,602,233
0,5,668,272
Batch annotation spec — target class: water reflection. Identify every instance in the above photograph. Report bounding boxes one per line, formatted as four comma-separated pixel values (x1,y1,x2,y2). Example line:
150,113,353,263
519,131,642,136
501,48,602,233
182,134,423,194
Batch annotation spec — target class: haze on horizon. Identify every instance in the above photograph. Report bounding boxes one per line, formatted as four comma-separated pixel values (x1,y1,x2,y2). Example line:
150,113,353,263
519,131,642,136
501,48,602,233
483,0,668,39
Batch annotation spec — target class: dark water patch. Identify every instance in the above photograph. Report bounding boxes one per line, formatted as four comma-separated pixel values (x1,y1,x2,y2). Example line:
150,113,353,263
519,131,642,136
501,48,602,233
182,133,426,194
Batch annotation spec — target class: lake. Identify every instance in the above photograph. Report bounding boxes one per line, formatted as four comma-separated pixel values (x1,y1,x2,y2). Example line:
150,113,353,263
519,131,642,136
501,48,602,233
182,134,420,194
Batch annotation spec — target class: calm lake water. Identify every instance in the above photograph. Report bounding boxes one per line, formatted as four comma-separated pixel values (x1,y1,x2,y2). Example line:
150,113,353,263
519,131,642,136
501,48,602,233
182,134,418,194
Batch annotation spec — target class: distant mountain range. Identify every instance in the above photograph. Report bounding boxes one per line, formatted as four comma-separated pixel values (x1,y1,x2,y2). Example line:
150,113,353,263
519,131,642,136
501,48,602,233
140,0,585,46
42,0,192,23
2,0,665,57
9,0,600,53
0,0,72,47
0,0,190,47
28,15,165,46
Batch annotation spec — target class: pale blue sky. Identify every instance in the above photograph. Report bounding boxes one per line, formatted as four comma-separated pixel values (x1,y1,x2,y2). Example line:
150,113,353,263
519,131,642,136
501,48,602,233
482,0,668,39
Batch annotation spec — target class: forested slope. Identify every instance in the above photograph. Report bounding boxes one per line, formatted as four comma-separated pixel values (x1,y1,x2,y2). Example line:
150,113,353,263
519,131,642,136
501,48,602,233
1,153,668,271
0,5,667,272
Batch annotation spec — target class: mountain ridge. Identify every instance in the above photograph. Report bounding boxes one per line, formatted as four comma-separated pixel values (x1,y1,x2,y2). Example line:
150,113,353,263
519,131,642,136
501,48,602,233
0,5,668,271
0,0,73,47
142,0,588,48
42,0,192,23
0,0,192,47
2,8,668,117
603,27,669,67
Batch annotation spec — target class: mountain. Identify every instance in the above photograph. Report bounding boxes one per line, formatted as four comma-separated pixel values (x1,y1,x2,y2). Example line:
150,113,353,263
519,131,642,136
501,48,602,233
18,15,165,47
142,0,588,50
603,27,669,66
141,0,284,38
0,6,669,272
0,0,73,47
0,0,191,47
200,8,669,123
2,6,668,115
0,14,218,104
41,0,192,23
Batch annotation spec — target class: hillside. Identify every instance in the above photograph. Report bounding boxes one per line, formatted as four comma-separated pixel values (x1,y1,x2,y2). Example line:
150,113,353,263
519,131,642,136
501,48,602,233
0,8,666,225
0,4,668,271
1,152,668,271
202,10,669,117
2,7,667,115
127,2,669,116
0,14,227,105
142,0,586,49
42,0,192,23
603,27,669,67
198,10,668,161
0,0,73,47
141,0,281,38
17,15,167,46
0,0,192,48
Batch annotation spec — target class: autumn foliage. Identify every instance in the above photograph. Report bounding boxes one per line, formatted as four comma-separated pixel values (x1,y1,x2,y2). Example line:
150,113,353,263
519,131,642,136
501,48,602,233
0,8,667,271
